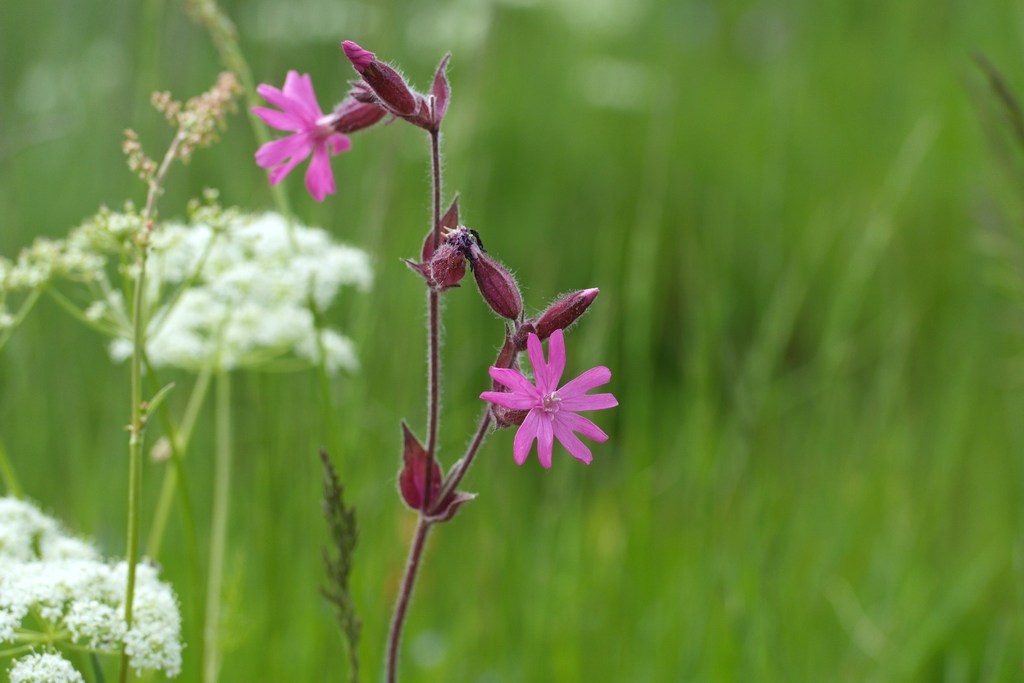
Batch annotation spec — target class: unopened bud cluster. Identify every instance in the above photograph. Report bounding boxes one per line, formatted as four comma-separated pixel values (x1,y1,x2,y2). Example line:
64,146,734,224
342,40,451,132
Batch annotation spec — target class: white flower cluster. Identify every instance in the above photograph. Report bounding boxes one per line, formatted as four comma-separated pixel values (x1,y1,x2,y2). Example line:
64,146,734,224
8,652,84,683
104,211,372,372
0,207,138,294
0,497,183,677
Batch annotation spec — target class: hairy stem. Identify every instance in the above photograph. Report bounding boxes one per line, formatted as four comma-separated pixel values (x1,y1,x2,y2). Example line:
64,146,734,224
203,369,232,683
432,411,493,515
385,519,431,683
424,128,442,506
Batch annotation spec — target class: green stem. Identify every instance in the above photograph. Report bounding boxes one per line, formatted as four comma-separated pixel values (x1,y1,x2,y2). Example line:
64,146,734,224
117,119,185,683
117,252,148,683
203,369,232,683
45,286,122,337
0,287,42,353
146,359,212,560
143,357,207,659
0,432,24,498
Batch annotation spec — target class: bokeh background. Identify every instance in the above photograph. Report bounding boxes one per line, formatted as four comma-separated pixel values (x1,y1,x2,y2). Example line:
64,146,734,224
3,0,1024,680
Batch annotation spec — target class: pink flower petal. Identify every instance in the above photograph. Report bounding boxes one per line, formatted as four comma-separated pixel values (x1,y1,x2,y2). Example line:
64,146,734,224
557,366,612,400
554,411,609,442
559,392,618,412
327,133,353,155
268,150,308,185
546,329,566,389
283,71,321,120
251,106,303,132
513,410,542,465
480,390,537,411
255,83,291,112
552,423,593,464
536,414,554,468
488,367,540,398
305,144,336,202
255,134,310,168
527,333,557,394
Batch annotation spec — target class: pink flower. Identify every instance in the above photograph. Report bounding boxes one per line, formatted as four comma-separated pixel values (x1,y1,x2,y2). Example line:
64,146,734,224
481,329,617,468
252,71,352,202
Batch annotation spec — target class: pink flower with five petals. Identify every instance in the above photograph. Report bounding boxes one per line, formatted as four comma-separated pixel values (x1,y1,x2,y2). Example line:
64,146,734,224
481,329,617,468
252,71,351,202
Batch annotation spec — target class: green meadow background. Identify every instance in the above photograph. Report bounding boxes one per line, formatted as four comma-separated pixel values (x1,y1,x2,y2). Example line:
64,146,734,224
3,0,1024,680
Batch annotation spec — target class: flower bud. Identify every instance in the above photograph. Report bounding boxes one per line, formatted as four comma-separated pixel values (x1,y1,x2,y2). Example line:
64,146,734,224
398,422,442,511
491,405,529,429
341,40,375,72
530,288,600,343
341,40,419,116
472,253,523,320
427,242,467,290
430,53,452,127
330,96,387,134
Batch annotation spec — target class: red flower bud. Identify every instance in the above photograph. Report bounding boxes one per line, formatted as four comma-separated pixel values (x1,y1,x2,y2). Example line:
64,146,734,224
491,405,529,429
341,40,375,72
472,253,523,320
530,288,600,343
341,40,418,116
398,422,442,511
430,53,452,127
427,243,467,290
330,96,387,134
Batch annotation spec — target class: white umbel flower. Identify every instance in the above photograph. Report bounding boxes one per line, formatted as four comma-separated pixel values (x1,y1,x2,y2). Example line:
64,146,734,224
110,211,371,372
0,498,183,677
8,652,85,683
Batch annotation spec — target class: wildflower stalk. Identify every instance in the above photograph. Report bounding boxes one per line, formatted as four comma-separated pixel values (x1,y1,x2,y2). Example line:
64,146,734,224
44,286,121,337
385,518,431,683
203,369,232,683
118,126,186,683
0,432,24,499
146,358,213,560
431,410,493,514
424,126,442,513
144,357,207,643
0,287,42,353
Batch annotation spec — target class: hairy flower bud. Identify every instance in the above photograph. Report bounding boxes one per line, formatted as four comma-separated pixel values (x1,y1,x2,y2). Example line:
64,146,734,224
342,40,419,117
330,96,387,134
472,253,523,320
431,53,452,127
492,405,529,429
340,41,375,72
427,243,467,290
530,288,600,343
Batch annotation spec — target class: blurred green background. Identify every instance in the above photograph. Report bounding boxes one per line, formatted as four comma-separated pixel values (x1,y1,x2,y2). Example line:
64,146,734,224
3,0,1024,680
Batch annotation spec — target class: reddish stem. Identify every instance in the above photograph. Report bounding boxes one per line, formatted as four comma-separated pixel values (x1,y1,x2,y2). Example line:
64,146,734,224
385,518,431,683
425,126,442,503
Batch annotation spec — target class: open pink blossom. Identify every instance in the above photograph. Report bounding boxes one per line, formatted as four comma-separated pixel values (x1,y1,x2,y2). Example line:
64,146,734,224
252,71,351,202
481,329,617,468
